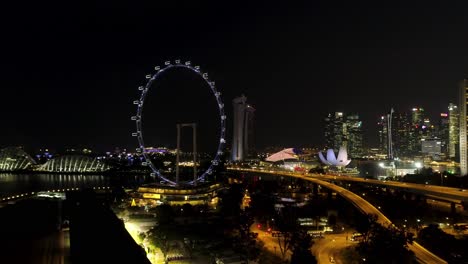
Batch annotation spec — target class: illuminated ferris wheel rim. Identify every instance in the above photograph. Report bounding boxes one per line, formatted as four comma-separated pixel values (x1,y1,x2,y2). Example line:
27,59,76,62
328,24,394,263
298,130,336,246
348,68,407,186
132,60,226,186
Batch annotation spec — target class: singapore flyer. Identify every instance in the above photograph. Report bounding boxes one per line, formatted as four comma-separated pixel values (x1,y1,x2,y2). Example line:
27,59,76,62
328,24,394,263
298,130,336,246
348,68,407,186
132,60,226,186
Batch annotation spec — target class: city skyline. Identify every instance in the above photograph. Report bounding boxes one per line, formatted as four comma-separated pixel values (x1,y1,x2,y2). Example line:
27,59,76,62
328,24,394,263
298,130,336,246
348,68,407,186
1,2,468,151
2,2,468,264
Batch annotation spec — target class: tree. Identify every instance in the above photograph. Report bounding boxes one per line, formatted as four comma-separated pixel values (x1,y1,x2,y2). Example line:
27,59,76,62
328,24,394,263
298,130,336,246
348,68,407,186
290,230,317,264
356,215,414,264
181,203,193,217
327,214,337,227
418,224,467,262
218,184,244,217
234,209,262,261
148,228,169,260
155,204,174,225
249,192,276,225
275,206,299,261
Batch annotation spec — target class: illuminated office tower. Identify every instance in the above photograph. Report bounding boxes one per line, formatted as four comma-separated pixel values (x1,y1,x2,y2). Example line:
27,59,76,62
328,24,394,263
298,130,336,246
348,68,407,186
438,113,449,157
324,112,346,151
408,107,426,155
231,95,255,161
324,112,363,158
459,80,468,175
448,103,459,159
346,114,363,158
377,111,410,158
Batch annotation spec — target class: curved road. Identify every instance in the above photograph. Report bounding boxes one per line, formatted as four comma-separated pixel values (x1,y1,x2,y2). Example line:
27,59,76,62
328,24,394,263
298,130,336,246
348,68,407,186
229,168,447,264
312,233,351,264
309,173,468,203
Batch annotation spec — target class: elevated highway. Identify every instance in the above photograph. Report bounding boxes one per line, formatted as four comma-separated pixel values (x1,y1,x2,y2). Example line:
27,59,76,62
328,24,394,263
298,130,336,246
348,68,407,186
232,168,468,206
229,167,447,264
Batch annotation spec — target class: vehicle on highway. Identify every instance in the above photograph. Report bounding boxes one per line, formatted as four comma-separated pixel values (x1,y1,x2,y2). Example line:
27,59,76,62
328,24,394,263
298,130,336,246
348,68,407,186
330,256,335,263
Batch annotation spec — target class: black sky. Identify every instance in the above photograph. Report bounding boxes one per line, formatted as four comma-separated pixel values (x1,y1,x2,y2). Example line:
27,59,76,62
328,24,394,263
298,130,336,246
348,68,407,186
1,1,468,153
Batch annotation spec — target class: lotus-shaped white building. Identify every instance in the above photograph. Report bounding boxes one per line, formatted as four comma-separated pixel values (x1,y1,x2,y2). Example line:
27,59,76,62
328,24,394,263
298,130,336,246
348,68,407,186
318,146,351,167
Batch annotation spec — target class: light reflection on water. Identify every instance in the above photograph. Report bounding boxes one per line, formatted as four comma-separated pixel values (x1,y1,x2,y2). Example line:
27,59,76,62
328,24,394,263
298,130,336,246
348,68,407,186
0,173,148,198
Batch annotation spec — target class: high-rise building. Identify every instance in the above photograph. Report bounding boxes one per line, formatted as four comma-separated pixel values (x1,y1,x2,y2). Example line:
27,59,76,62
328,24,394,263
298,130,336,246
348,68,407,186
421,138,442,158
377,115,387,153
448,103,459,159
346,114,363,158
324,112,346,152
408,107,426,155
438,112,449,157
324,112,363,158
231,95,255,162
459,80,468,175
377,111,410,158
411,107,425,125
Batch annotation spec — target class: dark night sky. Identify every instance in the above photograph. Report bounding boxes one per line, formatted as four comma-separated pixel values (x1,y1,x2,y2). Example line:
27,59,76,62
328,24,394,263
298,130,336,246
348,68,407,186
1,1,468,154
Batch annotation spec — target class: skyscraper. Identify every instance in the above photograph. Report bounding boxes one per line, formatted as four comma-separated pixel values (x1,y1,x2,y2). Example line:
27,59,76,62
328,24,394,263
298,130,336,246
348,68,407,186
324,112,363,158
448,103,459,159
377,111,410,158
231,95,255,162
438,112,449,158
459,80,468,175
346,114,363,158
324,112,345,152
408,107,426,155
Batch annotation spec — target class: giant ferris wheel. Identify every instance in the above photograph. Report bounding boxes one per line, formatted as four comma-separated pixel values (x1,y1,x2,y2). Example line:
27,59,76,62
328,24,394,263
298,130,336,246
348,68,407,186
132,60,226,186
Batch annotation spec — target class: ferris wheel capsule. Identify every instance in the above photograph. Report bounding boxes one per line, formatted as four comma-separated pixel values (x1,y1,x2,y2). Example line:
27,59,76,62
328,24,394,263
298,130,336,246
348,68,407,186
185,61,191,66
194,66,200,71
145,74,152,79
164,61,171,65
154,66,160,71
131,116,138,121
138,86,144,90
175,59,181,64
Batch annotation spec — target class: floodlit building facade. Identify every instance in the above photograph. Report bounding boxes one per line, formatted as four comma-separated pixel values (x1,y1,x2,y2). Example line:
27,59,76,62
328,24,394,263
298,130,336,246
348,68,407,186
448,103,459,159
459,80,468,176
378,111,412,158
324,112,363,158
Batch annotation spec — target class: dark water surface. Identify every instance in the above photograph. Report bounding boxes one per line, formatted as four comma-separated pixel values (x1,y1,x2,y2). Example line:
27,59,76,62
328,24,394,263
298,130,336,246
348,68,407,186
0,173,149,198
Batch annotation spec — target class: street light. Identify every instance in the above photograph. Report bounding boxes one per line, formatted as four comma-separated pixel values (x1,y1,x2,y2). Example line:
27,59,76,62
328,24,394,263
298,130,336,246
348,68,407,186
414,162,422,174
